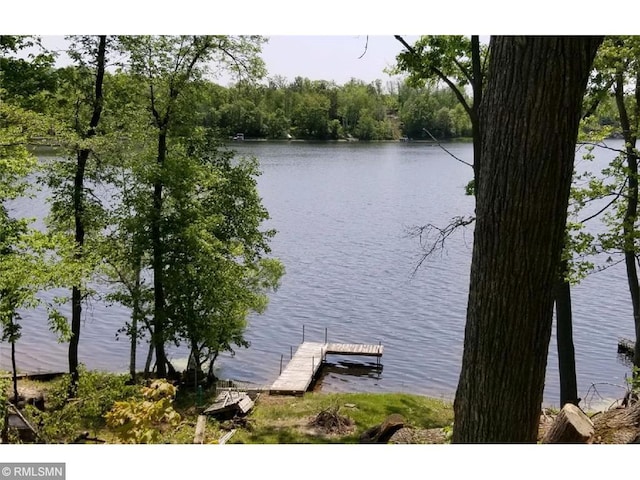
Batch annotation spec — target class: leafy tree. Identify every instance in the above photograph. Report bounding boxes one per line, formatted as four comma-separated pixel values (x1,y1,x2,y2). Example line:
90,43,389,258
119,35,267,378
44,35,109,395
161,135,284,381
598,37,640,369
453,36,602,443
291,91,331,139
564,37,640,374
394,35,485,174
0,102,76,403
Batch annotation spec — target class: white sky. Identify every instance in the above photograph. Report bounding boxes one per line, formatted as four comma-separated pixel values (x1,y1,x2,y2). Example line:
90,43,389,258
258,35,418,86
36,35,419,87
6,1,638,88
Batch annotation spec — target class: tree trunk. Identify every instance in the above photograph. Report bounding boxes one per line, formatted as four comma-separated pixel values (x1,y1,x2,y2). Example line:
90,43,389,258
470,35,483,182
453,36,602,443
152,130,168,378
69,35,106,395
129,263,141,382
11,335,18,405
615,70,640,370
556,259,579,407
144,340,154,377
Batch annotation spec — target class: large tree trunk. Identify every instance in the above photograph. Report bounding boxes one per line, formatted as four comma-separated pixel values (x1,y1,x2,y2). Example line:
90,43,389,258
69,35,106,395
453,36,602,443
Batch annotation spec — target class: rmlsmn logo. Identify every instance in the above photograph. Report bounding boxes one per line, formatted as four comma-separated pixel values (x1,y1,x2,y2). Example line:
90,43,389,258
0,463,65,480
14,467,63,476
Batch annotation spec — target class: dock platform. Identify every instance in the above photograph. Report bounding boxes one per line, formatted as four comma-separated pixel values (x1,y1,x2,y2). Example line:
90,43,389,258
269,341,383,395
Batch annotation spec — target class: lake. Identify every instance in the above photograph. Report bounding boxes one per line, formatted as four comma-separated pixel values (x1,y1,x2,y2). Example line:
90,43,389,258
2,140,636,408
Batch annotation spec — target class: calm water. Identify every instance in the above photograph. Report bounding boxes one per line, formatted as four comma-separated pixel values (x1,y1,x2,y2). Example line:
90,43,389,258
2,141,636,407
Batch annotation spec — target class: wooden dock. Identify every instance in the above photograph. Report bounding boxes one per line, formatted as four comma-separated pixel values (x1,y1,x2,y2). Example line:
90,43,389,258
269,341,383,395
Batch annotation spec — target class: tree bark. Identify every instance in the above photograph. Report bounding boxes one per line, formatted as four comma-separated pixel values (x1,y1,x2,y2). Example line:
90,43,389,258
556,259,579,407
69,35,106,395
453,36,602,443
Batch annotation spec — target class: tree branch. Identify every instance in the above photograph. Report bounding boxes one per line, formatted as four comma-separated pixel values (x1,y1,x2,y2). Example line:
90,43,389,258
358,36,369,59
394,35,474,119
578,180,627,223
422,128,473,168
407,215,475,276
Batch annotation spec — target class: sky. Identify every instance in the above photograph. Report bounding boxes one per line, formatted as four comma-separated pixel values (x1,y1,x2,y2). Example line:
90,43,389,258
36,35,418,87
8,0,640,89
257,35,418,86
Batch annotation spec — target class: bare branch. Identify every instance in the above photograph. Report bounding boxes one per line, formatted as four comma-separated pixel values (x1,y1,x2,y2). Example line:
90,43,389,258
358,36,369,59
578,141,636,156
407,215,475,276
422,128,473,168
592,257,626,274
578,180,627,223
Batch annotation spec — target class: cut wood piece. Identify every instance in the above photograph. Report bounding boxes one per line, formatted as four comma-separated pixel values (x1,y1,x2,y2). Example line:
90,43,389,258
193,415,207,444
360,414,405,443
218,429,236,445
542,404,594,444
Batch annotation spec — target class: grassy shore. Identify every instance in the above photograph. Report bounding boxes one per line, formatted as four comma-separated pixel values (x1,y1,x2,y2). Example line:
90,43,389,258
1,371,454,444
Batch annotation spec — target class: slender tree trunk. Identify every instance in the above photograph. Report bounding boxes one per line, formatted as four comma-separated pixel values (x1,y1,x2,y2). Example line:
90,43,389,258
129,261,142,382
615,71,640,370
10,330,18,405
144,340,154,377
555,259,578,407
470,35,483,182
68,35,106,395
453,36,602,443
152,130,168,378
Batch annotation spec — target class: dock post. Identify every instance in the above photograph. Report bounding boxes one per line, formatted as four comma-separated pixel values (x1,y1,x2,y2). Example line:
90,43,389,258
302,325,305,343
325,327,327,343
290,346,293,359
280,354,283,374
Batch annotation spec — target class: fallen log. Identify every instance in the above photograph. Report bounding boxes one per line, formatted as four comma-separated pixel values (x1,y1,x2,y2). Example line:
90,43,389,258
193,415,207,444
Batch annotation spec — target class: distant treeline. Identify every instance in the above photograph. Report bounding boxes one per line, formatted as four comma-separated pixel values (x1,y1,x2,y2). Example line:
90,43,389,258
205,76,474,141
1,55,622,143
0,54,473,141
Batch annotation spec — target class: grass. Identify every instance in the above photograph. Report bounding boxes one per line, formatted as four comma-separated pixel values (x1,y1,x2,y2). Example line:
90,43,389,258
229,392,453,444
4,371,453,444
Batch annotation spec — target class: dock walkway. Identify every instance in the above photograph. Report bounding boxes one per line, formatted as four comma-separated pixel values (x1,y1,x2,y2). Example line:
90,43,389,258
269,341,383,395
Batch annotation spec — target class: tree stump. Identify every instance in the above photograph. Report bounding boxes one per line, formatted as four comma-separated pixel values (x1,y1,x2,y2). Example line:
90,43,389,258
360,414,405,443
542,404,594,444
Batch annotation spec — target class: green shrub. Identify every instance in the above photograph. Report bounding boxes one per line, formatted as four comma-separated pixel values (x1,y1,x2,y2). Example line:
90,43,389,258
105,379,181,444
26,367,140,442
